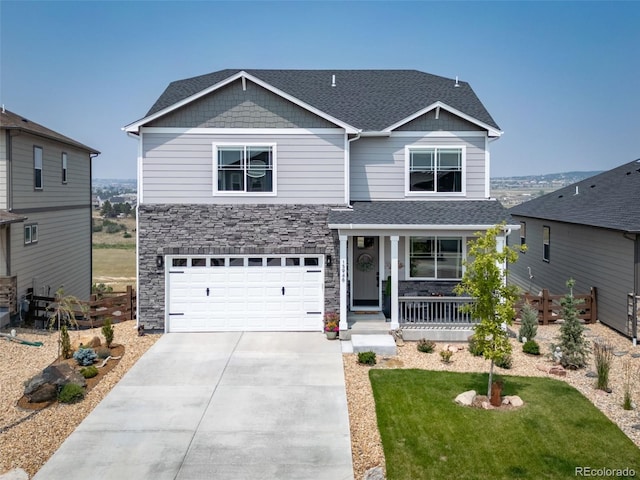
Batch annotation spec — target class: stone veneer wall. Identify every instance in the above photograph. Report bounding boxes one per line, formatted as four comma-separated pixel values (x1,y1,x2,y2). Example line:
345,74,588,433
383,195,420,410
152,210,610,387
138,204,340,330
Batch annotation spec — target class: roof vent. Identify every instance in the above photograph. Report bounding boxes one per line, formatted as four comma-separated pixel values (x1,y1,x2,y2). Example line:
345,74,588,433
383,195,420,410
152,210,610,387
331,74,336,87
574,186,579,195
454,76,460,87
1,104,4,114
590,184,596,188
558,194,564,198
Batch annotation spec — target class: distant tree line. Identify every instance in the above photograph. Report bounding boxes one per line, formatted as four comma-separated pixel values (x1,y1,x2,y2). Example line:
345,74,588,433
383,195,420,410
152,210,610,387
101,200,135,219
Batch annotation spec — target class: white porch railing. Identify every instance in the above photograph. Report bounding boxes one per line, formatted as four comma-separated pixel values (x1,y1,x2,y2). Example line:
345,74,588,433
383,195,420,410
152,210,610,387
399,296,477,326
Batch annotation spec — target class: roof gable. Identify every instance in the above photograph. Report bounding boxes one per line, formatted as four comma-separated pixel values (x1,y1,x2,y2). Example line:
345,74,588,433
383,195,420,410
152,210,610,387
126,69,500,134
509,159,640,233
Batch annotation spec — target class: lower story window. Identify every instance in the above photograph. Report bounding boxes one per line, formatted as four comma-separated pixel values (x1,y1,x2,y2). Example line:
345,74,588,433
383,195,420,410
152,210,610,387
408,236,463,279
25,224,38,245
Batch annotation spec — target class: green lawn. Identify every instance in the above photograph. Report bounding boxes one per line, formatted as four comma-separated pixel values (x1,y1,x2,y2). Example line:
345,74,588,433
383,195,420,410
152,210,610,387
370,370,640,480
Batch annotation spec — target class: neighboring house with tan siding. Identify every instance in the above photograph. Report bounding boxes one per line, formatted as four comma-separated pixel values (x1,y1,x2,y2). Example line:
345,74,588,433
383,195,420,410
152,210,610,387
125,69,516,334
0,109,99,327
509,160,640,342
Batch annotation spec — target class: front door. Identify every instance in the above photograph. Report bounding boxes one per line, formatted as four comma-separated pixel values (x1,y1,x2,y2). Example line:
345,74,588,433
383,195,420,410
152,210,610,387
352,236,380,308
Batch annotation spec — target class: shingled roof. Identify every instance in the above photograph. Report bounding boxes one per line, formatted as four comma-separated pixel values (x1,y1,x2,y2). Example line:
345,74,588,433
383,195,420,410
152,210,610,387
509,159,640,233
0,109,99,154
143,69,500,132
328,200,512,228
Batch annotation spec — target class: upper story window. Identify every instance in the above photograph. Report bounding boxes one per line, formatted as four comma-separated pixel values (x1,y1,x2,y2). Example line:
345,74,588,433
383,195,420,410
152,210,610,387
214,144,275,195
34,146,43,190
61,152,68,184
405,146,464,195
520,221,526,247
408,236,463,279
543,226,550,262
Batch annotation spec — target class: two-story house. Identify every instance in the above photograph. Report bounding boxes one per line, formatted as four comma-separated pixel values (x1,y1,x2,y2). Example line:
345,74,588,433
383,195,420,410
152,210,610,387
509,160,640,342
124,69,515,334
0,108,99,327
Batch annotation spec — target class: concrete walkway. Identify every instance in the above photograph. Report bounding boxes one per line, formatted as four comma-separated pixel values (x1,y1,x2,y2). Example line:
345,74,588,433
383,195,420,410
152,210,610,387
34,332,354,480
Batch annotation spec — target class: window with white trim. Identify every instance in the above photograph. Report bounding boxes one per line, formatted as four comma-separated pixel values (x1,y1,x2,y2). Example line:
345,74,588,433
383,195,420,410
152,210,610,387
520,221,526,247
214,144,275,194
543,226,550,262
62,152,68,183
34,146,43,190
408,236,463,279
406,146,463,194
25,224,38,245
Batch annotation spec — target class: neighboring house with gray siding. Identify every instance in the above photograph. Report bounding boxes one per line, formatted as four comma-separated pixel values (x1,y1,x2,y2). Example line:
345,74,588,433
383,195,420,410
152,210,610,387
0,109,99,327
509,159,640,341
125,69,515,334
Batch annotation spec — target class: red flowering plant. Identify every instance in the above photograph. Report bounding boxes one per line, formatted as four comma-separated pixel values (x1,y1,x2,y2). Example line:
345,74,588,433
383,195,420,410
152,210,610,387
324,312,340,332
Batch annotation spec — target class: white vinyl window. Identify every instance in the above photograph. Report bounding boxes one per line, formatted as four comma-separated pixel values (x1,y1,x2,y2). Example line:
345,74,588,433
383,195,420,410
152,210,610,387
25,224,38,245
62,152,68,184
214,144,276,195
34,146,43,190
405,146,464,195
408,236,463,279
543,226,550,262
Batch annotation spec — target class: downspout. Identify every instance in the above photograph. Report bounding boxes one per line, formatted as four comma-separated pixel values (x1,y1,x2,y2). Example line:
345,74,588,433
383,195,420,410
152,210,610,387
5,130,13,275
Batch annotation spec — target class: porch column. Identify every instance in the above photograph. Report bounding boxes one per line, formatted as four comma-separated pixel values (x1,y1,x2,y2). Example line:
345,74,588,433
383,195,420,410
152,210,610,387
390,235,399,329
339,235,349,333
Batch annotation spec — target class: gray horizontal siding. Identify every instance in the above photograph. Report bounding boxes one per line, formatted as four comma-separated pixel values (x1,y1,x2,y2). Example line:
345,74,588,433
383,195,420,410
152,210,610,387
9,207,91,302
350,135,487,201
509,217,634,336
9,133,91,210
141,131,346,204
397,108,485,132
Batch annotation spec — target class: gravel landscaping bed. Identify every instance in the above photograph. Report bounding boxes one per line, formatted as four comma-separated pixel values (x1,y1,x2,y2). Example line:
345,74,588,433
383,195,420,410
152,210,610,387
2,320,638,479
343,322,640,479
0,321,159,477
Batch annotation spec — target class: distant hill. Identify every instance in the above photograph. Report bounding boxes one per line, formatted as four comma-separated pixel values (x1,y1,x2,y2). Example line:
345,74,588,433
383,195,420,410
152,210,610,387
492,171,602,182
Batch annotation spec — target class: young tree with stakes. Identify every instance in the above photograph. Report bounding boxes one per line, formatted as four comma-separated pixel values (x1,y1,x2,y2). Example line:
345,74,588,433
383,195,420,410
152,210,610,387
454,223,524,397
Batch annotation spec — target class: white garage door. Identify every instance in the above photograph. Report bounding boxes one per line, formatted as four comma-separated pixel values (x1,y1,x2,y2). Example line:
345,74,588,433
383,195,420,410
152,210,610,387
166,255,324,332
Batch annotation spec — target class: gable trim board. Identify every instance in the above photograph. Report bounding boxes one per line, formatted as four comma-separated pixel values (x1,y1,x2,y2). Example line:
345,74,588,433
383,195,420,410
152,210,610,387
125,71,359,135
383,101,502,137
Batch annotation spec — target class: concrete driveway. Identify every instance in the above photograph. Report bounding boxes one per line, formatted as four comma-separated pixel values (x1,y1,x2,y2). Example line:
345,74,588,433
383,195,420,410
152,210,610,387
33,332,354,480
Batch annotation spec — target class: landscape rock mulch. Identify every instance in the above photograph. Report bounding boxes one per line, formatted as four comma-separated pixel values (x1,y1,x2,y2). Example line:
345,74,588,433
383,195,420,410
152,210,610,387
343,322,640,479
0,321,159,477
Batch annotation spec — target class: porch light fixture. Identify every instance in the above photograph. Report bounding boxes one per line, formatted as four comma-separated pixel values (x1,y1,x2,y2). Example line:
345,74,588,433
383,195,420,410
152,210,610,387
326,255,332,267
156,255,164,269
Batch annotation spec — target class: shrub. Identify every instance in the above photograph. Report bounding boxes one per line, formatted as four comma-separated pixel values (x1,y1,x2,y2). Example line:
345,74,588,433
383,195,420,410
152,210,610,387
73,348,97,366
96,346,112,359
58,383,85,404
440,350,453,363
92,223,103,233
123,232,132,238
622,359,634,410
80,366,99,379
357,351,377,365
60,325,73,359
522,340,541,356
417,339,436,353
593,341,614,391
467,335,484,357
518,302,538,342
495,354,513,369
551,279,590,369
102,318,114,347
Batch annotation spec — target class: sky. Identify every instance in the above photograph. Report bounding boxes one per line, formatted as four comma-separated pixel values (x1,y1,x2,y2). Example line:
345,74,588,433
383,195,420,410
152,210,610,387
1,1,639,179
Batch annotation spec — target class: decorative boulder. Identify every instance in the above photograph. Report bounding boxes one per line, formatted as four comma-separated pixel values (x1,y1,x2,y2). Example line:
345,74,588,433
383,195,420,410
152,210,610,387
455,390,476,406
503,395,524,407
549,365,567,377
72,336,101,351
24,363,86,403
363,466,385,480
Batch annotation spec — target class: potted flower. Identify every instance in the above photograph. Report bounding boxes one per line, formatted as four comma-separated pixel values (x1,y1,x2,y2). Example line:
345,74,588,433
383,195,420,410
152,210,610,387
324,312,339,340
